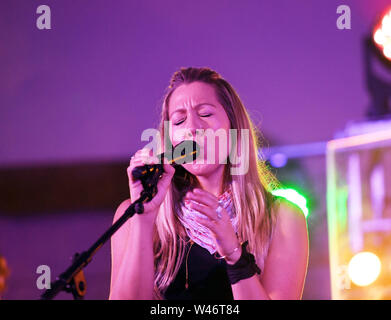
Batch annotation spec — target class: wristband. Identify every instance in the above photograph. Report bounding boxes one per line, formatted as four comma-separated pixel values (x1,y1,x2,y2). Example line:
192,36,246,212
226,240,261,285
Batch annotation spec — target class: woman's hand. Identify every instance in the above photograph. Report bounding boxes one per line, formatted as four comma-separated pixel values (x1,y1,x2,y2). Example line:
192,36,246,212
184,188,242,264
127,147,175,224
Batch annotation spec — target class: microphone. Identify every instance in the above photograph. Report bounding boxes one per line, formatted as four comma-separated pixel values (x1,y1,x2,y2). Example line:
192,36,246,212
131,140,200,181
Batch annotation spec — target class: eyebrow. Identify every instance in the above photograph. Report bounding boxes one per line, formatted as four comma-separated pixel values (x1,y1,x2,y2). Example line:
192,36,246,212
169,103,217,119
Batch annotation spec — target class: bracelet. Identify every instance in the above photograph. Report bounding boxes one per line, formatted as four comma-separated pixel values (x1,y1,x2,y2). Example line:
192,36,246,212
214,242,242,260
225,240,261,285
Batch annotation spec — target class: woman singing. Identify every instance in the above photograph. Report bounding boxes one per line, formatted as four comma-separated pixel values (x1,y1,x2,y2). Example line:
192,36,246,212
109,67,308,300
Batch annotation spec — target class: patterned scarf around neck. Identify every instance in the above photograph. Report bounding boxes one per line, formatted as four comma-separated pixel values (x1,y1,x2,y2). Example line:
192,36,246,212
178,185,238,254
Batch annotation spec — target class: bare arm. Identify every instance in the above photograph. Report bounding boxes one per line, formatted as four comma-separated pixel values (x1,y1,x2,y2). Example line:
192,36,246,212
109,147,175,300
109,199,156,300
230,200,309,300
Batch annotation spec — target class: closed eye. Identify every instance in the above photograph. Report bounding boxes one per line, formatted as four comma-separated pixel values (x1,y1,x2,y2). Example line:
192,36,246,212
173,114,211,125
174,118,185,126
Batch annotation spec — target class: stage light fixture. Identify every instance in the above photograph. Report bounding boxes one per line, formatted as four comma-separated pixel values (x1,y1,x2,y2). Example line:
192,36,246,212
364,6,391,118
373,8,391,61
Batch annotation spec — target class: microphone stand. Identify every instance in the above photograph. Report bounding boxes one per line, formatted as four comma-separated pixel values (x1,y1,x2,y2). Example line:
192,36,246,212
40,140,198,299
40,165,163,300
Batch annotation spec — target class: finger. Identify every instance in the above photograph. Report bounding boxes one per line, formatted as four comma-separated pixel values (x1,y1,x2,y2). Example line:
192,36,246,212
139,147,152,155
139,155,159,165
128,159,146,171
194,215,217,233
130,153,159,167
130,156,146,163
134,149,148,157
220,206,231,222
129,151,146,165
192,188,220,204
157,173,173,192
132,148,155,163
185,190,219,209
188,201,218,221
135,149,156,163
139,147,155,160
129,179,142,189
129,154,136,165
159,164,175,184
154,164,175,192
127,158,150,179
163,163,175,176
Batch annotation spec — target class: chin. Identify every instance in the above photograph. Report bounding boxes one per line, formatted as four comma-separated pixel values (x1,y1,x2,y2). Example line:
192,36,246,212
183,163,224,178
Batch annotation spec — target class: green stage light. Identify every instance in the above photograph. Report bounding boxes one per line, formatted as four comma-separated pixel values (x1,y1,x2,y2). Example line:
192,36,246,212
271,188,309,218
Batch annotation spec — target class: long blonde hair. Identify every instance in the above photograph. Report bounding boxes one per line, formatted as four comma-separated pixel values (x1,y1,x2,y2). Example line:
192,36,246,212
152,67,280,299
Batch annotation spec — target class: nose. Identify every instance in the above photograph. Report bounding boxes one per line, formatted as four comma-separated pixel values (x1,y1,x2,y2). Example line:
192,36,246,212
184,112,205,139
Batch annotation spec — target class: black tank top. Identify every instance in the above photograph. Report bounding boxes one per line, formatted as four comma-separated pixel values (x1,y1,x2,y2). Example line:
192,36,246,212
163,237,234,300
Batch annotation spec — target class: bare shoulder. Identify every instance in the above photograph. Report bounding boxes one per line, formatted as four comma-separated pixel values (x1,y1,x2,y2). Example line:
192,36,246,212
261,197,309,299
266,197,309,270
273,198,308,236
